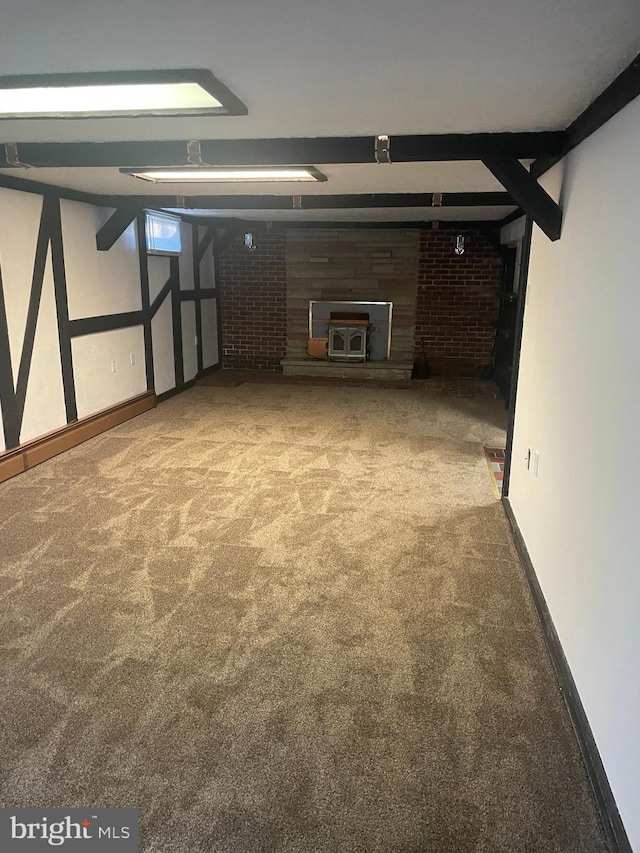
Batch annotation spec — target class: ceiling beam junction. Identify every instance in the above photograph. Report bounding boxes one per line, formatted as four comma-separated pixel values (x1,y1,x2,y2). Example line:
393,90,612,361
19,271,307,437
482,155,562,241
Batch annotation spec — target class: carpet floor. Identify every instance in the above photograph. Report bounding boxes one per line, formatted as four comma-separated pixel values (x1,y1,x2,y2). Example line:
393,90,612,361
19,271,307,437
0,384,607,852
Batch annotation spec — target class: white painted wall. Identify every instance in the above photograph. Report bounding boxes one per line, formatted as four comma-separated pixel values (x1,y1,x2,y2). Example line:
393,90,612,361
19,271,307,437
201,298,219,369
0,187,66,445
20,246,66,442
62,201,141,319
510,97,640,848
181,301,198,382
72,326,146,419
151,297,175,396
0,189,219,452
148,255,171,303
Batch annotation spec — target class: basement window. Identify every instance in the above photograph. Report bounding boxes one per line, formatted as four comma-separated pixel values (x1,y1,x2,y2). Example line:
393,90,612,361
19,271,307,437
145,211,182,256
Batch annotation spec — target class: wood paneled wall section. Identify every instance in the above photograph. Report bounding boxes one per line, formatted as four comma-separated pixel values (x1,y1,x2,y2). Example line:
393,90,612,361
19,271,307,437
286,229,419,361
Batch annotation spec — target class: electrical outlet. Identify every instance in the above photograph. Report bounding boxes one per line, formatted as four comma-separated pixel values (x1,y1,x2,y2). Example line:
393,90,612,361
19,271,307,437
534,451,540,477
110,359,117,374
129,352,135,366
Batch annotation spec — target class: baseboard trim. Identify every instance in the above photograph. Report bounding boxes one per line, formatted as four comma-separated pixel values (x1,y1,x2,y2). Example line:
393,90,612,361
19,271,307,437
156,364,221,404
157,379,195,403
502,496,632,853
0,391,156,484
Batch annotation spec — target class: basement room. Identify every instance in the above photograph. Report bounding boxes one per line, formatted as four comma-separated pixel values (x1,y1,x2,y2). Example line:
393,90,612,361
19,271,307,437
0,2,638,852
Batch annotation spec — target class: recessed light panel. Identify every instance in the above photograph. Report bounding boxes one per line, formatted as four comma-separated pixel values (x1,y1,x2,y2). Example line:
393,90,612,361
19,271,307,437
122,167,327,183
0,70,247,118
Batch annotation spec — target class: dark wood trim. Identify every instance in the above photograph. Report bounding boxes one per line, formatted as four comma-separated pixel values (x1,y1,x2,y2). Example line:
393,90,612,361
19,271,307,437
170,256,184,387
194,224,216,264
482,156,562,241
150,276,174,317
284,220,505,231
532,52,640,180
136,214,155,391
112,192,515,210
502,217,532,497
49,196,77,423
0,261,20,449
96,206,139,251
0,172,113,206
502,498,633,853
476,224,509,260
68,311,144,337
192,226,204,375
15,196,51,431
5,132,564,170
156,379,196,403
198,362,222,379
178,287,217,302
212,242,224,370
0,391,155,484
497,208,525,228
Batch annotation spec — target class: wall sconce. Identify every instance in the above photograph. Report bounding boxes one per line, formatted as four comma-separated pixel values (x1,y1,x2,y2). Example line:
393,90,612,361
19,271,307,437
454,234,465,256
244,232,257,252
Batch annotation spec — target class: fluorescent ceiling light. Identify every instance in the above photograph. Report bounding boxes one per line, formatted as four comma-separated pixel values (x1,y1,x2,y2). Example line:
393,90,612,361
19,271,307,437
122,167,327,183
0,70,247,118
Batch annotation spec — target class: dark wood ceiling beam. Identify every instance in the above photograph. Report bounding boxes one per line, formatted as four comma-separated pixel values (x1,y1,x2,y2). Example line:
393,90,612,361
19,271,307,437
135,192,513,210
531,52,640,179
2,132,564,169
482,155,562,241
95,206,139,251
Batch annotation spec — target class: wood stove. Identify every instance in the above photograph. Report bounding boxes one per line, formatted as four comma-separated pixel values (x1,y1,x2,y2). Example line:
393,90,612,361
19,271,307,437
327,312,369,361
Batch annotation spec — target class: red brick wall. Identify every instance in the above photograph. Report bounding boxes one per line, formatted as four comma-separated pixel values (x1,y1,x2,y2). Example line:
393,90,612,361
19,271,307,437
217,224,287,369
217,224,502,374
415,228,502,376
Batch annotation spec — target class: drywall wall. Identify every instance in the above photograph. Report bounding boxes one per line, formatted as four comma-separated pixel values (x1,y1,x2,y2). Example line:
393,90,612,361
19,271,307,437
62,199,146,419
509,96,640,848
0,184,221,454
72,327,146,419
62,201,141,319
201,298,219,369
0,187,66,447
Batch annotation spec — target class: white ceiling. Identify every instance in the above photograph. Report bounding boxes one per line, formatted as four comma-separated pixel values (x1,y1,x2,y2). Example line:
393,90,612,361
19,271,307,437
1,0,639,217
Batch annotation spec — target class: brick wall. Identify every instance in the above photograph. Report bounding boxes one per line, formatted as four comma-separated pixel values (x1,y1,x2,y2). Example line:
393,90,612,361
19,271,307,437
217,224,287,369
415,228,502,376
217,223,502,374
286,229,419,361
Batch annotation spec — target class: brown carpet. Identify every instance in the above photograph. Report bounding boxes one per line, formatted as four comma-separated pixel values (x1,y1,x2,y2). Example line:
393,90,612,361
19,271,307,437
0,385,607,852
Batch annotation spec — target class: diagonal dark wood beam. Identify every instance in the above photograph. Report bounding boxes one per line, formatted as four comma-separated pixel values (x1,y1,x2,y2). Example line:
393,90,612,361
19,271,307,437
194,224,216,264
150,275,174,317
532,52,640,179
96,205,139,251
482,155,562,241
2,132,565,169
15,196,52,426
0,261,20,449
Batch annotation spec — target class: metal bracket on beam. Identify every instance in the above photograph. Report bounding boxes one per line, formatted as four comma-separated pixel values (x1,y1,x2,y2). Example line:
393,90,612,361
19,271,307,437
432,193,442,207
375,135,391,164
3,144,29,169
482,155,562,241
187,140,207,167
292,196,303,209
